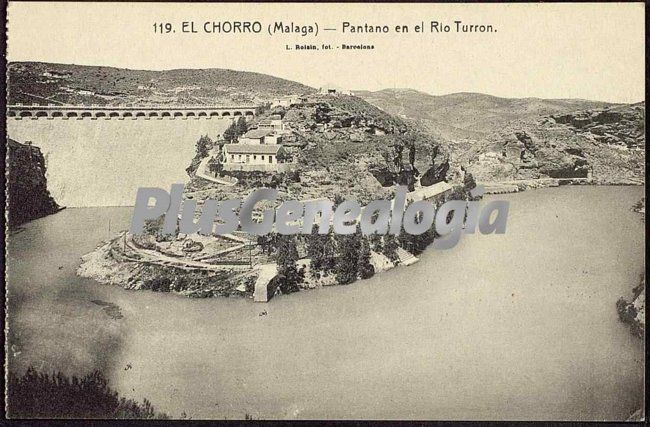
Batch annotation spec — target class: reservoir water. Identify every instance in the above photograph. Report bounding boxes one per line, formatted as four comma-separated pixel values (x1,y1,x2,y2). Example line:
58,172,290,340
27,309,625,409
6,186,645,420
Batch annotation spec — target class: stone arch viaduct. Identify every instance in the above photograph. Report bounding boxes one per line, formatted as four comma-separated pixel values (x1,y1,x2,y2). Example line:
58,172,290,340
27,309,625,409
7,104,258,120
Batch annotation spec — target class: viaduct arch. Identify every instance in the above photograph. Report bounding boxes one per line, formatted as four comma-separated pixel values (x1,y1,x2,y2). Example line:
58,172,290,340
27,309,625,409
7,104,258,120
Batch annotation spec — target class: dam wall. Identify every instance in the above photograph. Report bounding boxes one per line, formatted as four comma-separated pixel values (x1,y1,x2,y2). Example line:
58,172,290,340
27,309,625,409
7,118,232,207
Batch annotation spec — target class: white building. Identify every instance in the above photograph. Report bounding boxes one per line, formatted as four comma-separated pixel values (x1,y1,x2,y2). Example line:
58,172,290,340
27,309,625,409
271,96,300,108
223,144,286,165
238,128,282,145
319,86,352,96
257,114,285,132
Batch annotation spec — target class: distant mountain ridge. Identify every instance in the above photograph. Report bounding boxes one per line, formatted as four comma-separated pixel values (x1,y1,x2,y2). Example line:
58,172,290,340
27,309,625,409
355,88,615,141
8,62,315,106
356,88,644,184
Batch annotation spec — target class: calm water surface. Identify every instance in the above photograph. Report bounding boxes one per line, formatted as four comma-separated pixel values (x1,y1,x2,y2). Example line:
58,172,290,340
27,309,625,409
7,186,645,420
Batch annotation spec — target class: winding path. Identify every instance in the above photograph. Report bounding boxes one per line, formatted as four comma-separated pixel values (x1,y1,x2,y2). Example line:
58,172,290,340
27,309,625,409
195,151,238,186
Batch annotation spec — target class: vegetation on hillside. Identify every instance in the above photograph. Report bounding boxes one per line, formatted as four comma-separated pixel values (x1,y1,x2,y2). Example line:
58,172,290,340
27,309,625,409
186,134,215,177
7,367,168,419
8,61,315,106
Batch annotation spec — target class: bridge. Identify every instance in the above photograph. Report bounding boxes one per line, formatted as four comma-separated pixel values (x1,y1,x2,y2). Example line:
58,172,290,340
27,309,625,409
6,104,258,120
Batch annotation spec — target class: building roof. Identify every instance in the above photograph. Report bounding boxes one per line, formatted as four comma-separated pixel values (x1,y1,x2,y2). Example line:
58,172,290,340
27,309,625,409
242,129,274,139
224,144,282,154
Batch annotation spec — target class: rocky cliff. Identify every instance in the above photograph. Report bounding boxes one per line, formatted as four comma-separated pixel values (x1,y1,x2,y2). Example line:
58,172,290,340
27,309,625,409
7,138,62,227
550,102,645,150
357,89,644,185
453,103,645,183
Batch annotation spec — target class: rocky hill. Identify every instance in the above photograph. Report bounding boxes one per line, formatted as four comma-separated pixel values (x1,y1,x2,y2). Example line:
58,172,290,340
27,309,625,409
355,89,613,141
453,103,645,183
550,103,645,150
357,89,644,184
7,138,62,227
8,62,315,106
82,93,472,298
187,94,459,205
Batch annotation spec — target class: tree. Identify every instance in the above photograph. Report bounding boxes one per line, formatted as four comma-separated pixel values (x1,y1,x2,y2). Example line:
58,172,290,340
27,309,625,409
306,226,327,278
223,121,239,142
334,233,361,284
369,233,383,253
235,116,248,136
7,367,167,419
207,155,223,176
382,234,400,264
223,117,249,143
275,235,303,293
195,134,212,159
357,236,375,279
257,234,274,256
305,225,339,279
186,135,214,176
398,226,435,256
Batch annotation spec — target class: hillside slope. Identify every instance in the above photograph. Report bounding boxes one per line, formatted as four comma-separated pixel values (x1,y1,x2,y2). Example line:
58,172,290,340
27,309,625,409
355,89,614,140
8,62,315,106
458,102,645,183
186,94,460,205
357,89,644,184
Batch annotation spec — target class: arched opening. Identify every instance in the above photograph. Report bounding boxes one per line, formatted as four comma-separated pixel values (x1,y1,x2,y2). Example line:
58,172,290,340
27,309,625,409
52,111,63,117
7,110,16,117
20,111,33,117
66,112,78,118
209,112,220,117
245,111,255,117
161,112,172,117
173,112,183,117
109,112,120,118
123,112,133,117
149,112,159,117
222,112,231,117
35,111,48,117
198,112,208,117
81,112,92,118
186,112,196,117
233,111,242,117
135,112,146,117
96,112,107,118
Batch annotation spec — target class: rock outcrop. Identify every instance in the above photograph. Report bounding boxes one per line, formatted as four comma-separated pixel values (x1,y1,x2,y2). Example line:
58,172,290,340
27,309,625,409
551,103,645,150
463,103,645,183
617,275,645,339
357,89,644,186
7,138,62,227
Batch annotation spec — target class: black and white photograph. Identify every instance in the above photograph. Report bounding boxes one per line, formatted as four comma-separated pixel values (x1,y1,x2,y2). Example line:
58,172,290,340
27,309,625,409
3,2,646,421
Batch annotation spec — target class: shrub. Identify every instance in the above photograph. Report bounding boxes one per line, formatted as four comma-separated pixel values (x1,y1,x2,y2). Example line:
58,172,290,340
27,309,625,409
7,367,167,419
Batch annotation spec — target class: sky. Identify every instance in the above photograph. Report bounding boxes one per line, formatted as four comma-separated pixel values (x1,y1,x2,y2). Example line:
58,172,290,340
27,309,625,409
7,2,646,103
